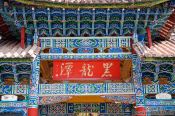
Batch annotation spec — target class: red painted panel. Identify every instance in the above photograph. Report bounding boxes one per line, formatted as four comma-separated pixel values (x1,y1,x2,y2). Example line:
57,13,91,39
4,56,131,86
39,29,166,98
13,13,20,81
135,106,146,116
53,59,120,81
28,108,38,116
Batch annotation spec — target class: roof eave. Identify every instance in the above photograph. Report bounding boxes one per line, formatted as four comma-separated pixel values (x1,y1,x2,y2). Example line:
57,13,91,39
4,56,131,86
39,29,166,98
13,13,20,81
13,0,170,9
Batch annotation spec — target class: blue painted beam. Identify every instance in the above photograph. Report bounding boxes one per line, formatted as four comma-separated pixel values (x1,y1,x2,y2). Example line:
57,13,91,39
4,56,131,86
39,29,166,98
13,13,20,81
146,105,175,111
145,99,175,106
39,83,134,96
1,84,174,95
0,101,27,108
40,53,132,60
144,84,175,94
39,36,132,52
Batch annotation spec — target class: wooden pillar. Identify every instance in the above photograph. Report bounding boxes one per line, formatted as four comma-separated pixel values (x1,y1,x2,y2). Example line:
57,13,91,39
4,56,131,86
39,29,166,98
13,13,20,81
106,8,110,36
92,8,95,36
21,27,25,49
28,108,38,116
134,9,140,34
146,27,152,48
120,9,124,35
135,106,147,116
32,7,37,35
130,38,136,54
132,56,145,111
47,8,52,36
63,8,66,36
77,8,80,36
28,56,40,115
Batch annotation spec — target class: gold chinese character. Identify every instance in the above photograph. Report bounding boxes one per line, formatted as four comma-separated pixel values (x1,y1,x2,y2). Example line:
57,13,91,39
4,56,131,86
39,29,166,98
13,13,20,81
60,62,73,77
101,63,113,77
80,64,94,77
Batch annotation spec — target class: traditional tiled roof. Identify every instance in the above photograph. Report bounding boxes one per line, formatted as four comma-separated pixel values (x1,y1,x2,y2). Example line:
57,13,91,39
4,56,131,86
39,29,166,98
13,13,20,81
39,0,159,4
14,0,170,9
0,39,40,58
133,38,175,58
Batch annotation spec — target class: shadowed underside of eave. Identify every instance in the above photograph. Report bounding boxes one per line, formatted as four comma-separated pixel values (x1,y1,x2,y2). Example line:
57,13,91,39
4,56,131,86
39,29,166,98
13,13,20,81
14,0,170,9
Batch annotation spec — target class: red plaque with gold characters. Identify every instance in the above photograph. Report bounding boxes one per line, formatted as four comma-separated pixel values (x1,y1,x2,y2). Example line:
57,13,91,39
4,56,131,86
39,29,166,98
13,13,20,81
53,59,120,81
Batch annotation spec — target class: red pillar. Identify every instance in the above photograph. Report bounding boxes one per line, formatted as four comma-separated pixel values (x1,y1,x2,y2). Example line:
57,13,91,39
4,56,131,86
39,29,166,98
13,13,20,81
135,106,147,116
21,27,26,49
28,108,38,116
146,27,152,48
130,38,136,54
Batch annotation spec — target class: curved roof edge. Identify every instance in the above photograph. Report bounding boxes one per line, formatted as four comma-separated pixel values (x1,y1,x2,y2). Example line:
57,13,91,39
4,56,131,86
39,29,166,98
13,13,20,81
34,0,168,4
13,0,170,9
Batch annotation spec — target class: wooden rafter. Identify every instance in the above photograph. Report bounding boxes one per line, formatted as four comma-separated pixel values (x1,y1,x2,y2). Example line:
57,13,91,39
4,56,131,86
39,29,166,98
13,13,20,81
159,10,175,39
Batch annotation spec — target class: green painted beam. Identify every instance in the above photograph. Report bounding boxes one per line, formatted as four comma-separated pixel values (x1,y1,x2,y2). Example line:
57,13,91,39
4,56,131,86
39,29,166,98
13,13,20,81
143,57,175,62
0,58,32,62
